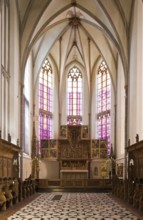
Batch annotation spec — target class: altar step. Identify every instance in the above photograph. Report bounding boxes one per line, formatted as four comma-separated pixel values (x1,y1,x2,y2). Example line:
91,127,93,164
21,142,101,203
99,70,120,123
36,178,112,192
37,187,112,193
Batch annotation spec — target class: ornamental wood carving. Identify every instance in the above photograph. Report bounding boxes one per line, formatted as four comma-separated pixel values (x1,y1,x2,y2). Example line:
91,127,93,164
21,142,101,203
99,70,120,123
58,125,90,159
127,140,143,179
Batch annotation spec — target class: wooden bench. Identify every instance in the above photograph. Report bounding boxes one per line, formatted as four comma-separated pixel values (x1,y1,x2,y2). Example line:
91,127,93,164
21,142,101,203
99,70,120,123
0,191,7,211
133,184,141,208
139,185,143,211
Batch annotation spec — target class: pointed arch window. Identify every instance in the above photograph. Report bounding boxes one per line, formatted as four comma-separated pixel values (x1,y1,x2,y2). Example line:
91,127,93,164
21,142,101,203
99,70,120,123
39,59,53,142
97,61,111,153
67,66,82,125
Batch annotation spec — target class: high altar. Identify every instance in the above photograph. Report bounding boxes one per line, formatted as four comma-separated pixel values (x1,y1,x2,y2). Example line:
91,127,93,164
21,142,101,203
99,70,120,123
40,125,111,188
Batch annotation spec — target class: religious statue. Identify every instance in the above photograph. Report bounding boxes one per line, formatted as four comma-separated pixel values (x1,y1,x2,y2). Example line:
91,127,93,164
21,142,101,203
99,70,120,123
8,133,11,142
32,157,40,179
135,134,139,143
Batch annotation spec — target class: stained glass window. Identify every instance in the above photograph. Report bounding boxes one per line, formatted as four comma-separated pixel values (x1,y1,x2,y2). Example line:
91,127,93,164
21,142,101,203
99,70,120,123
97,61,111,153
67,66,82,125
39,59,53,143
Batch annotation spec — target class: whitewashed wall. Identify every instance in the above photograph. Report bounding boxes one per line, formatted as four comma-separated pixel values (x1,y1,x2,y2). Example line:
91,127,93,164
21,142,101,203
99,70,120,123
116,55,125,158
39,160,59,179
9,0,20,144
128,0,143,145
23,156,32,180
23,53,33,155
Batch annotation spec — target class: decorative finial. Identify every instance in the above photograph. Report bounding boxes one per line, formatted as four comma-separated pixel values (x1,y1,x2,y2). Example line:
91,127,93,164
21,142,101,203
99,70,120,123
8,133,11,143
17,139,19,146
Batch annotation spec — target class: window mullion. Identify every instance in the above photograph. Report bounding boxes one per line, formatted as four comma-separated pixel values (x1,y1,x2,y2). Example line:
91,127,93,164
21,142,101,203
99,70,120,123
97,61,111,154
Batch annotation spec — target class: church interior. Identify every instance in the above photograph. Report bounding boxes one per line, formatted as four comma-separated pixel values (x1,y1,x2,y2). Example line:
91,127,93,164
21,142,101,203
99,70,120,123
0,0,143,219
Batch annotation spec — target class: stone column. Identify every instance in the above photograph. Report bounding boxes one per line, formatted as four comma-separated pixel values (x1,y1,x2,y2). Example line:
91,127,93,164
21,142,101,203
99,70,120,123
88,37,91,137
20,84,24,180
114,104,117,156
124,85,128,200
0,2,2,133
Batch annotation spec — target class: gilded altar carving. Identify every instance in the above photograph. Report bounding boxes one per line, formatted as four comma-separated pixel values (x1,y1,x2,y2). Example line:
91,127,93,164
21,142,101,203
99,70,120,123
32,157,40,179
41,139,57,160
59,126,90,159
91,139,108,159
61,160,87,170
59,126,67,139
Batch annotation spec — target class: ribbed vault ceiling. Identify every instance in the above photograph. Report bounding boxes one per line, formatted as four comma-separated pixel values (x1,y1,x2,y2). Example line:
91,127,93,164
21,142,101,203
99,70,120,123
16,0,134,87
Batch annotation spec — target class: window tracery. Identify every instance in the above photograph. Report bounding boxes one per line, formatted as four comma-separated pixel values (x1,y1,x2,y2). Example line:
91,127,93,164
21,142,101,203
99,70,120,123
39,59,53,142
67,66,82,125
97,61,111,153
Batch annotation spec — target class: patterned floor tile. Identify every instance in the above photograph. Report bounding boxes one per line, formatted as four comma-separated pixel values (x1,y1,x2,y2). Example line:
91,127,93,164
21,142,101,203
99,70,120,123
7,193,141,220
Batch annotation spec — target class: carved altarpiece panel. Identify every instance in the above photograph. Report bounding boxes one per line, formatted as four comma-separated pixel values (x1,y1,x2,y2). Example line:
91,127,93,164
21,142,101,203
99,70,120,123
58,125,90,160
41,139,57,160
58,125,90,180
40,125,109,183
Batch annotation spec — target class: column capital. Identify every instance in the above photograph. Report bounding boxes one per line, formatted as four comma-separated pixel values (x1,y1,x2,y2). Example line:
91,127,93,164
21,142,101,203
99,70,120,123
124,84,128,90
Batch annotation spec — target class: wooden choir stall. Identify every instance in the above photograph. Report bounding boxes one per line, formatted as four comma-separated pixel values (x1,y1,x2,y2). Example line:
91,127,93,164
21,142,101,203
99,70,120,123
0,134,20,210
0,133,36,212
127,139,143,211
112,137,143,212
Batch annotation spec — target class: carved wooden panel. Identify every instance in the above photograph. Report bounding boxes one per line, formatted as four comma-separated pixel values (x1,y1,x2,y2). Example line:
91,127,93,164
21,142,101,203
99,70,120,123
7,159,12,177
48,180,60,186
116,163,123,178
61,160,87,170
41,139,57,160
81,126,89,139
61,179,86,187
91,139,108,159
87,179,111,188
37,179,112,189
0,157,3,176
59,138,90,160
3,158,8,177
0,138,20,178
127,140,143,179
59,126,67,139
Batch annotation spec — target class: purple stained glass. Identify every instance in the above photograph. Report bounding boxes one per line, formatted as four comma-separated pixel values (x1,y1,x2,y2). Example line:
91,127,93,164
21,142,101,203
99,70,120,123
67,67,82,125
97,61,111,154
39,59,53,146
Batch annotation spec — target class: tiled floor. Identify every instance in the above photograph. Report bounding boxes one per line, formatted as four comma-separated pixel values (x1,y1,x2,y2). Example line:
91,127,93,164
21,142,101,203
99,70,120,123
7,192,142,220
